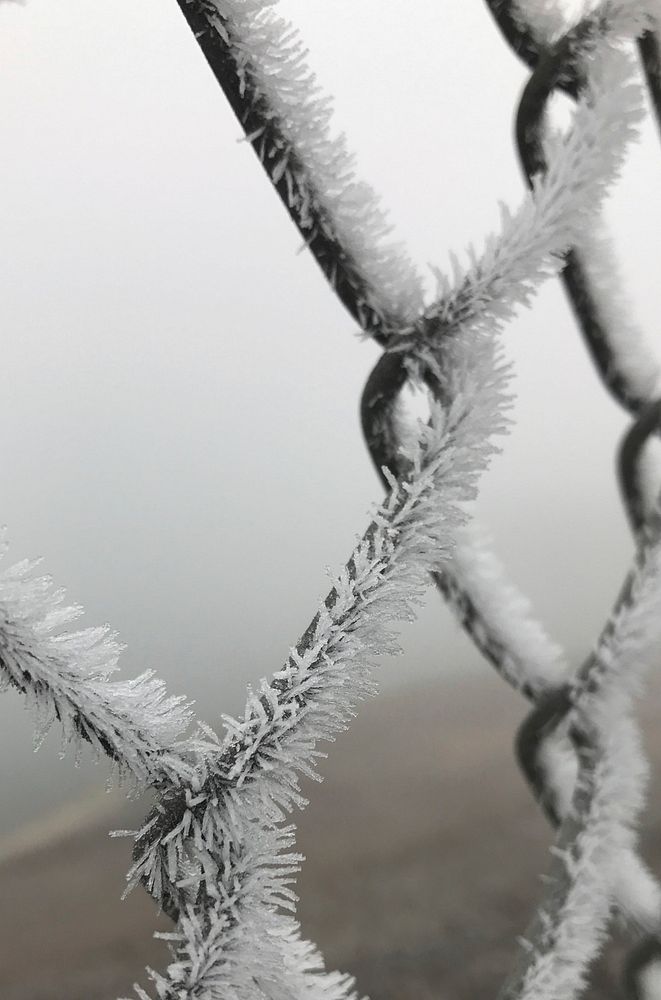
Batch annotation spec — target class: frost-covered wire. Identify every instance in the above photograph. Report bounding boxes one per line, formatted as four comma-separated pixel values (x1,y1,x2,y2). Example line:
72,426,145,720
179,0,601,824
357,0,661,748
514,531,661,933
126,338,511,997
132,487,661,999
1,1,657,997
619,400,661,536
406,11,650,368
481,2,661,977
124,15,654,995
360,9,651,688
358,10,655,890
485,0,661,413
447,524,569,697
174,0,653,370
517,42,661,413
137,908,359,1000
500,528,661,1000
174,0,423,339
360,349,570,703
503,705,647,1000
0,537,208,789
483,0,570,77
489,0,576,51
180,0,653,712
568,225,661,407
363,352,661,944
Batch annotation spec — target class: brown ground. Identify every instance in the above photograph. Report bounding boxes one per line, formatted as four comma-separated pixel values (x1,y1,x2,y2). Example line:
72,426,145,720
1,672,660,999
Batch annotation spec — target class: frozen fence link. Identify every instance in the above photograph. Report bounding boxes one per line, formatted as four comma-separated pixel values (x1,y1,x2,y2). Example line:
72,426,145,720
619,400,661,536
127,358,513,995
361,349,572,705
2,1,661,998
483,4,661,990
499,517,661,1000
0,537,212,790
487,0,661,413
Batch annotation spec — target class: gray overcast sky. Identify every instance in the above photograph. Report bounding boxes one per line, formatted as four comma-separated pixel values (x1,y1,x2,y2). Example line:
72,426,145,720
1,0,660,835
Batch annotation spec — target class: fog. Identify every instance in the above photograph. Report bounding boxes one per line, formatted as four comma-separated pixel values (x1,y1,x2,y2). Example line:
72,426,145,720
0,0,660,837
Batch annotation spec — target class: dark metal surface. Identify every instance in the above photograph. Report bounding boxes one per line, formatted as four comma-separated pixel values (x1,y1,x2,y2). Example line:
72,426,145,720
639,30,661,131
619,398,661,536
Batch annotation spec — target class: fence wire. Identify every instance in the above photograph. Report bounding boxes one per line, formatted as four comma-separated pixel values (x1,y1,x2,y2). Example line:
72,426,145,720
2,2,661,998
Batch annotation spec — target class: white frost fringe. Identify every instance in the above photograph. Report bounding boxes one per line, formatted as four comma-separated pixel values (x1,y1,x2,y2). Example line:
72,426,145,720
1,1,659,999
574,221,661,401
127,337,510,997
450,522,570,697
418,7,650,354
0,536,209,790
205,0,424,328
127,6,655,994
504,535,661,1000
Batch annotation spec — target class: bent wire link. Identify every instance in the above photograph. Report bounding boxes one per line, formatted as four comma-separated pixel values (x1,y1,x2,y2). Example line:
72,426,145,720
619,398,661,536
486,0,661,413
485,3,661,993
485,0,661,128
363,338,661,935
360,351,561,704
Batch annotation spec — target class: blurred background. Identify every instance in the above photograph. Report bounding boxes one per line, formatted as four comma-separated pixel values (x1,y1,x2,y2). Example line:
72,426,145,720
1,1,661,996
